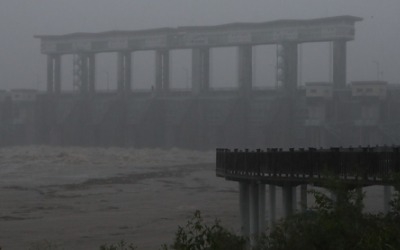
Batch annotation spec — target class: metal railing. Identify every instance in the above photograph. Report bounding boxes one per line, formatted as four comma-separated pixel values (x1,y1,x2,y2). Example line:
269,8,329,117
216,146,400,185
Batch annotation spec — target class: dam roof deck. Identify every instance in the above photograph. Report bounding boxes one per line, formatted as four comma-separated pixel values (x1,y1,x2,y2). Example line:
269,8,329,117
35,15,362,54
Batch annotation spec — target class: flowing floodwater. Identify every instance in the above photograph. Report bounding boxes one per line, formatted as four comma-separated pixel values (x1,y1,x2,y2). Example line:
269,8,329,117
0,146,215,186
0,146,239,249
0,146,390,249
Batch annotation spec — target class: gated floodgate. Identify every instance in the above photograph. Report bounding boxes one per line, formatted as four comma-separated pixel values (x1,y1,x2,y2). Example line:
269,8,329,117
216,146,400,245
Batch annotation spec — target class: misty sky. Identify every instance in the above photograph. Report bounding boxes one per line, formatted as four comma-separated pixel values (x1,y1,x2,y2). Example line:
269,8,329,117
1,0,399,91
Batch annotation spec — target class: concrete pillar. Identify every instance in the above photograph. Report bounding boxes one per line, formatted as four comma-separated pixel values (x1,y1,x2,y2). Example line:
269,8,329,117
269,185,276,227
384,186,392,213
292,186,297,212
239,182,250,237
81,54,89,94
281,43,298,95
258,183,266,233
282,185,294,218
249,182,259,246
74,54,88,94
88,54,96,94
333,40,347,89
300,184,308,212
124,52,132,92
238,45,252,94
46,55,54,93
192,48,210,94
155,50,170,92
54,55,62,94
117,52,125,92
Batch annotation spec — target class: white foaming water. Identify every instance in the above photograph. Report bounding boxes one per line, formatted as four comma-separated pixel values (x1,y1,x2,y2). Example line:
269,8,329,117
0,146,214,187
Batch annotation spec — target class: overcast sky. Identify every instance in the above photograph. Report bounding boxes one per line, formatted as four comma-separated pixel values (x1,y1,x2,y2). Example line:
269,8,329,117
1,0,399,90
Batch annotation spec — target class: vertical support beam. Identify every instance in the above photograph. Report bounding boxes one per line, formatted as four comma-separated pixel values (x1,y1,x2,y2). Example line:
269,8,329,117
124,52,132,92
282,185,294,218
300,184,308,212
333,40,347,89
281,42,298,95
384,186,392,213
80,54,88,94
239,182,250,238
47,55,54,93
88,53,96,94
249,182,259,246
258,183,266,233
269,185,276,228
117,52,125,93
292,186,297,212
162,50,170,91
202,48,210,91
238,45,253,95
155,50,163,91
192,48,210,94
117,52,132,94
54,55,61,94
279,43,298,147
155,50,170,92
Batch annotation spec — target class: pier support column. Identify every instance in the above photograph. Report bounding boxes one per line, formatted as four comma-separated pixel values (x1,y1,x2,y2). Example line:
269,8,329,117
249,182,259,246
269,185,276,227
384,186,392,213
155,50,170,92
239,182,250,237
47,55,54,93
282,185,294,218
117,52,132,94
258,183,266,233
88,53,96,94
292,186,297,212
74,53,96,95
238,45,253,95
79,54,89,94
333,40,347,89
300,184,308,212
54,55,62,94
47,54,62,94
192,48,210,94
124,52,132,92
281,43,298,95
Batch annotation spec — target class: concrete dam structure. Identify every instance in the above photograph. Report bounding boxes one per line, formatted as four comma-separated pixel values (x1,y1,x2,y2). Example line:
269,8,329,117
2,15,400,149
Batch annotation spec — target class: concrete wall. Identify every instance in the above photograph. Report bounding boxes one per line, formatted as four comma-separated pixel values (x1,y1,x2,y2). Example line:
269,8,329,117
1,87,400,149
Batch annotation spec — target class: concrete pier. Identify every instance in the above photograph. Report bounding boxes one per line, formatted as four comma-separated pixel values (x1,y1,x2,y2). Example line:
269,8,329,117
156,50,170,92
269,185,276,227
239,182,250,237
117,52,131,93
192,48,210,94
333,40,347,89
282,185,294,217
237,45,253,95
258,184,266,233
47,54,62,94
300,184,308,212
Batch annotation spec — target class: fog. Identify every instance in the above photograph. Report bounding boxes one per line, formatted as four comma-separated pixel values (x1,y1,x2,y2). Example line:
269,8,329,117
1,2,399,248
1,0,399,90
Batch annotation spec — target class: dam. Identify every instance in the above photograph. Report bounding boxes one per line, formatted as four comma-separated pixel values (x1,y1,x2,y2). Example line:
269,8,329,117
2,16,400,149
